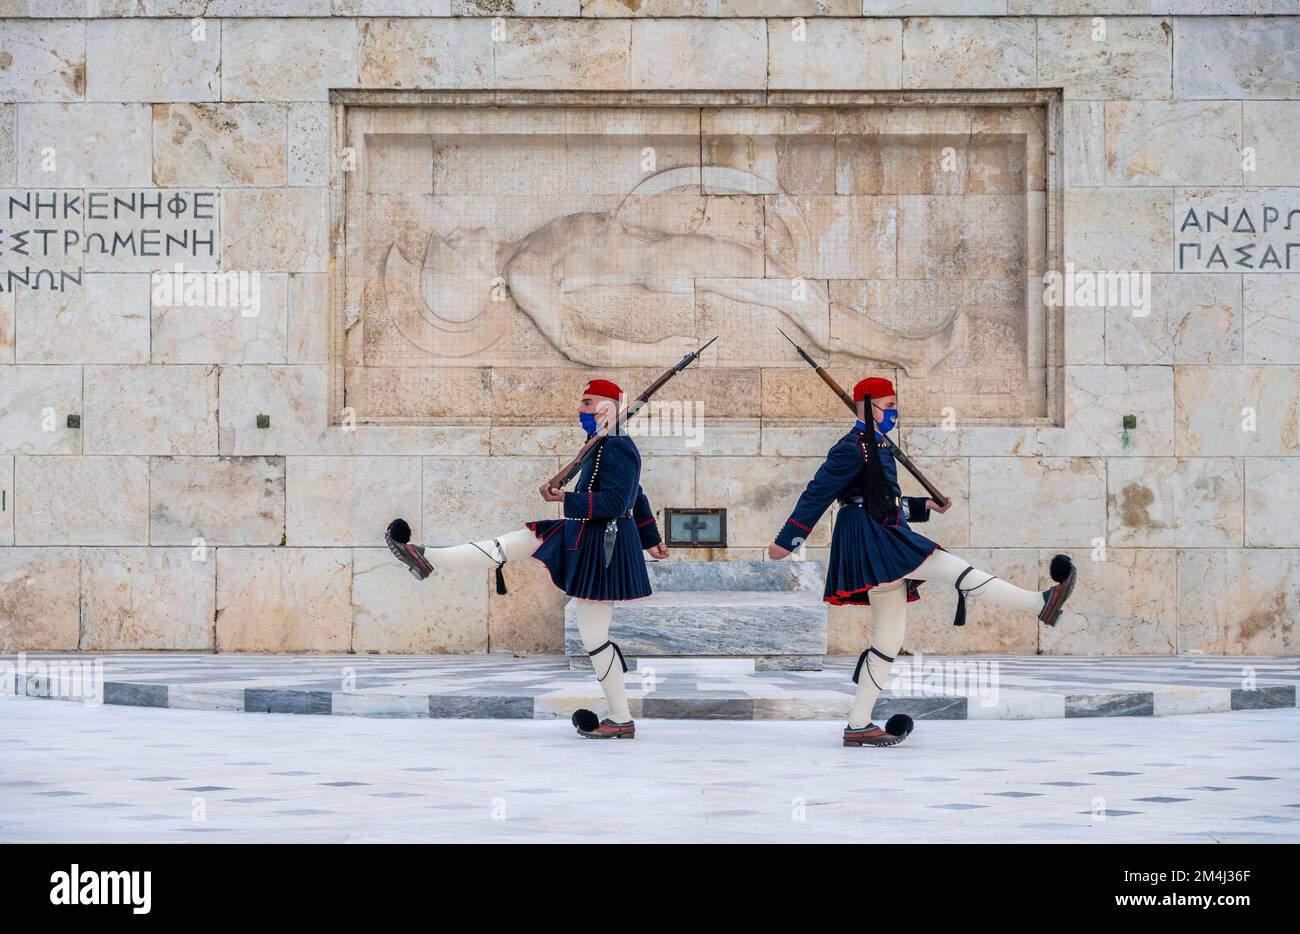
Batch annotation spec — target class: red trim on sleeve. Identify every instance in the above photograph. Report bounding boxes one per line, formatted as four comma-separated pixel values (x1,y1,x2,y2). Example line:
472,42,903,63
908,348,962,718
787,517,811,532
636,518,657,528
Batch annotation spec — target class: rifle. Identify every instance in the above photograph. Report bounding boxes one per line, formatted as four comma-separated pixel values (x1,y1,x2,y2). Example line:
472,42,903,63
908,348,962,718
776,328,950,510
547,336,718,491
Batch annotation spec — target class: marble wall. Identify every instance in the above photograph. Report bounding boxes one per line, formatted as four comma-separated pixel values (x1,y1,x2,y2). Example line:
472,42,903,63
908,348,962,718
0,5,1296,657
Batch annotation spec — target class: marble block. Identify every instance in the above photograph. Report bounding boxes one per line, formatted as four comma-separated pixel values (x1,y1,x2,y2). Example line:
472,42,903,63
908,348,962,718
646,559,823,592
565,561,828,670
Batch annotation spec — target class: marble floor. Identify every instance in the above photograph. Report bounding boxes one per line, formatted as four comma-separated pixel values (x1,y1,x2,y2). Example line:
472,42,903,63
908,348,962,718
2,698,1298,843
4,653,1297,722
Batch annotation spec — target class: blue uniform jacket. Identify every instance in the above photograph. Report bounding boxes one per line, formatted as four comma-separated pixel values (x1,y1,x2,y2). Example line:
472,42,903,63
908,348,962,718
774,426,930,552
562,434,662,550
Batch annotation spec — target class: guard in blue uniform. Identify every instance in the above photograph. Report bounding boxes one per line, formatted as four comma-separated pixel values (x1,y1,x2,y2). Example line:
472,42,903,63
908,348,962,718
526,431,660,602
386,378,669,740
769,376,1078,748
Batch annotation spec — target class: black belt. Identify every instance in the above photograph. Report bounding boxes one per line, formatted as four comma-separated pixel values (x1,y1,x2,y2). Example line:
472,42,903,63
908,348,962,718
838,495,903,509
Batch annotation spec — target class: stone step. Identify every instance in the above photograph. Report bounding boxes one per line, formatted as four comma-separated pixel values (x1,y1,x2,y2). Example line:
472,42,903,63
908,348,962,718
647,559,824,593
564,588,827,664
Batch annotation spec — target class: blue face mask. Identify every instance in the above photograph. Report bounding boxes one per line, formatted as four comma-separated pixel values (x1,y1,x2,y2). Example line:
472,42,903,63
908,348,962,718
874,408,898,435
579,412,599,437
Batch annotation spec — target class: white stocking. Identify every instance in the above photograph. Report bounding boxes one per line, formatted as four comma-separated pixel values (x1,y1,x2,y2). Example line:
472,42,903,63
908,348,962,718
575,599,632,723
907,549,1043,615
847,580,907,730
422,527,539,569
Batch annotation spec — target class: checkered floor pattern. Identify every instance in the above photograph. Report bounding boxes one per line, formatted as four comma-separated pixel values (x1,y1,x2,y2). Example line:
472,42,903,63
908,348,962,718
5,653,1296,721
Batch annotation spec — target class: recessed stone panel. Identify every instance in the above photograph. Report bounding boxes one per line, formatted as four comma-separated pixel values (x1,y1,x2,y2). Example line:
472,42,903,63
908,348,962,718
339,96,1056,425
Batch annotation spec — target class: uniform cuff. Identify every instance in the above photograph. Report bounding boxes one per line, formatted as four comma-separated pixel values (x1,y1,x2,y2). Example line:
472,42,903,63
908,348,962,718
774,517,811,551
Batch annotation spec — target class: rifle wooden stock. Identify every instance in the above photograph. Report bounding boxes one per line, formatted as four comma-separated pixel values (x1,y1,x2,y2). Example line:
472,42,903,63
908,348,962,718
778,329,951,509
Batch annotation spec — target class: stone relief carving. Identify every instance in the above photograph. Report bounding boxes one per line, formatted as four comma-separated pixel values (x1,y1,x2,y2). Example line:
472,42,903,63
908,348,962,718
380,164,972,375
341,103,1050,420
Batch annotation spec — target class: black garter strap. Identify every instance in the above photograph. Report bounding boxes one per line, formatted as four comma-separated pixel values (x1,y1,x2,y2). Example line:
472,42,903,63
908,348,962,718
952,567,997,627
471,539,509,595
587,640,628,682
851,645,895,685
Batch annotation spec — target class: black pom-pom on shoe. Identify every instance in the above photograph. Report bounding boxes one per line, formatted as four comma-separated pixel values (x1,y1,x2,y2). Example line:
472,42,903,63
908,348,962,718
387,518,412,544
1050,553,1073,583
385,518,432,581
885,713,914,739
1039,554,1078,627
572,708,600,733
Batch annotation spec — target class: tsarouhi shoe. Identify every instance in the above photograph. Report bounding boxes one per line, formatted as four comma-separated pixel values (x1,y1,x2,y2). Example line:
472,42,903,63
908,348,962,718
385,518,433,581
572,708,635,739
1038,554,1077,627
843,714,913,747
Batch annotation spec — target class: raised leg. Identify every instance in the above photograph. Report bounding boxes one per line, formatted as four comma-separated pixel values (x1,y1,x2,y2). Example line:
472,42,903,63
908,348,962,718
907,549,1044,615
422,527,539,570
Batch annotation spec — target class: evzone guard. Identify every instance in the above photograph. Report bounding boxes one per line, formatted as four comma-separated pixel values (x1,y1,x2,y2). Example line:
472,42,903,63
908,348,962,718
767,376,1078,748
385,379,668,740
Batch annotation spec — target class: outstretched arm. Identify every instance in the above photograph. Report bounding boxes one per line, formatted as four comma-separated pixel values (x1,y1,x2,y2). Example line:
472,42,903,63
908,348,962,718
772,441,861,555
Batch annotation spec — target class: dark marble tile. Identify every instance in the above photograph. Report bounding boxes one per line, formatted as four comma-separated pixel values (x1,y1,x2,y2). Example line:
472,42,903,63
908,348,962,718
104,682,168,708
1065,692,1154,717
873,695,968,720
244,689,331,715
1231,686,1296,710
427,695,534,719
275,808,336,816
1075,809,1143,817
641,697,753,720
